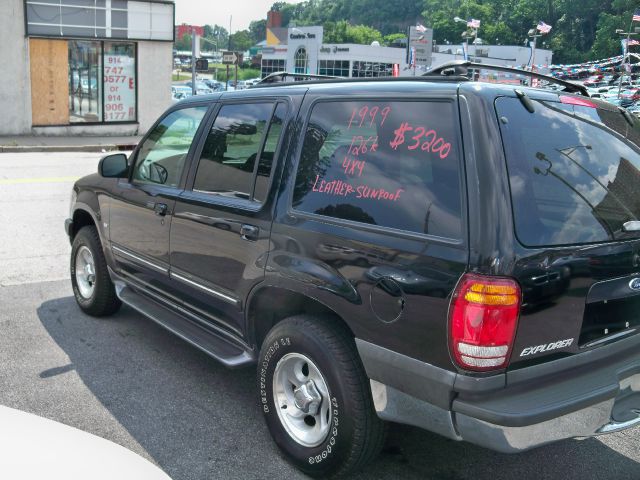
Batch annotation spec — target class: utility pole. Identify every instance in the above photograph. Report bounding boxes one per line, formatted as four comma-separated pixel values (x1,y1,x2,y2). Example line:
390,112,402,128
527,28,543,87
227,15,232,91
616,26,638,99
191,26,197,96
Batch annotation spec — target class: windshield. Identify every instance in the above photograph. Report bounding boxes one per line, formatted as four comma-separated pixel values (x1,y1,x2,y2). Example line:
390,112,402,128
496,97,640,247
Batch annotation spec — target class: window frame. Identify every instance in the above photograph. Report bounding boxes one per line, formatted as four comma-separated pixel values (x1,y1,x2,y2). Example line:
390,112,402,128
184,98,291,210
127,101,214,192
287,95,467,245
294,47,308,74
63,39,138,126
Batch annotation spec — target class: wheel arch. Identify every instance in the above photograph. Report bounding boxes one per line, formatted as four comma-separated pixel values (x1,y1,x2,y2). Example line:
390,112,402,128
71,207,97,240
246,284,355,350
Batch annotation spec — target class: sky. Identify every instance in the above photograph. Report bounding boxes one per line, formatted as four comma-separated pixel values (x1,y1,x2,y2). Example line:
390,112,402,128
174,0,304,32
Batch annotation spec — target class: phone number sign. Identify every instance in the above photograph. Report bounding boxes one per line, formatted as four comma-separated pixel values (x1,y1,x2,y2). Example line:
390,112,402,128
104,55,136,122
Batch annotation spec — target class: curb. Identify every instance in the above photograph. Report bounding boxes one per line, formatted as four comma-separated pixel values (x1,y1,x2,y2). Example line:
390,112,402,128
0,144,137,153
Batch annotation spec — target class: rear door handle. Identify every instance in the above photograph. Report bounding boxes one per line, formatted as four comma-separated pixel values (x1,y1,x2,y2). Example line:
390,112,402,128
240,224,259,241
154,203,168,216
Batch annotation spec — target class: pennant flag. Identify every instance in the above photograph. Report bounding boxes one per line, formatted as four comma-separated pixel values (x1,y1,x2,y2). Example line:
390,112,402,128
467,18,480,28
415,23,427,33
537,21,552,34
633,8,640,22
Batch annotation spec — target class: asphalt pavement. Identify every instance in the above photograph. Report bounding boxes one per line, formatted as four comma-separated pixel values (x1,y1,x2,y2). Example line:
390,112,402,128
0,151,639,479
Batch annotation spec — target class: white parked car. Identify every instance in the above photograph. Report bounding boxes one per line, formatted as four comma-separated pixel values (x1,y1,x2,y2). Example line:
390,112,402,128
0,405,171,479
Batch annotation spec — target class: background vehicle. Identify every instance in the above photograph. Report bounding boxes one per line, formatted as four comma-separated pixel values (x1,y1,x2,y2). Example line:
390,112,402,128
1,405,170,479
66,64,640,478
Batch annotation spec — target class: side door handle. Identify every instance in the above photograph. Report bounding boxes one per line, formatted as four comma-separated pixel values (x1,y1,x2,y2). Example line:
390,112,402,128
154,203,168,216
240,224,259,241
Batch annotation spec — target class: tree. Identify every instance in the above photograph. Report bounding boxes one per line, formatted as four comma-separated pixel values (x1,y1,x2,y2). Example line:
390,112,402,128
383,33,406,46
264,0,639,64
249,20,267,44
229,30,254,52
203,24,229,51
174,33,191,52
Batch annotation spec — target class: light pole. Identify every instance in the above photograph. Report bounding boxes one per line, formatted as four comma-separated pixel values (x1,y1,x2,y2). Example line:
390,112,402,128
616,28,638,99
454,16,479,61
453,17,470,60
527,28,542,72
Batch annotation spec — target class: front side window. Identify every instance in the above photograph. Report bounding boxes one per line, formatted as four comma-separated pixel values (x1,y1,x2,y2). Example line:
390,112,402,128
194,102,283,201
293,100,463,238
497,97,640,246
132,106,208,188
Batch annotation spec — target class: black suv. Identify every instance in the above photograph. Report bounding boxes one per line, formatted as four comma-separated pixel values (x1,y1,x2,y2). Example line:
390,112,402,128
66,64,640,478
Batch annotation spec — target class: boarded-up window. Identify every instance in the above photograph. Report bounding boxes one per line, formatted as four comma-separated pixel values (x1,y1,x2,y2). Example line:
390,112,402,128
30,39,69,126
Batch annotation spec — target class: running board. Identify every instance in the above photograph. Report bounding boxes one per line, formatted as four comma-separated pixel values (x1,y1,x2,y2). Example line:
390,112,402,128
116,284,255,368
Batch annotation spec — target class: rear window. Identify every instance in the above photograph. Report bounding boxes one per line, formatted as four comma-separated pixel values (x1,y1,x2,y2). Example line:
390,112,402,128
292,100,463,239
496,97,640,247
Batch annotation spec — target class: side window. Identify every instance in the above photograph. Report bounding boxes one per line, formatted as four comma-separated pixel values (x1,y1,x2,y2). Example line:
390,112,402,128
497,97,640,246
292,100,462,238
194,102,283,201
132,106,208,188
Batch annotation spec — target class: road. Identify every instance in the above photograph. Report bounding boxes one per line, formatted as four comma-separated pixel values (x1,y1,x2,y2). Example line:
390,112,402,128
0,151,639,479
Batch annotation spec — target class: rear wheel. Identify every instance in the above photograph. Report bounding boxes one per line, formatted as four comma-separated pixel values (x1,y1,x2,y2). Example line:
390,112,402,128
258,315,385,478
70,226,121,316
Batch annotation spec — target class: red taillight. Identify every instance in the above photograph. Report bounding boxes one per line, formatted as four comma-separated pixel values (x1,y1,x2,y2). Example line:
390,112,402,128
559,95,597,108
448,273,522,372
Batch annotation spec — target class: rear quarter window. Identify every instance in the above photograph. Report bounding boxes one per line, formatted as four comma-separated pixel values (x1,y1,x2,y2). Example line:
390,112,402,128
292,100,463,239
496,97,640,247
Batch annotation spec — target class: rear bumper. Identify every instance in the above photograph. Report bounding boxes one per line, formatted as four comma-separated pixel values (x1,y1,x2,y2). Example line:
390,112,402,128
356,334,640,453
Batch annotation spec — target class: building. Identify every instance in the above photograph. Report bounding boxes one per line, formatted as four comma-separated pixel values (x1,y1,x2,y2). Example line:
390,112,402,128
261,11,552,80
1,0,175,136
262,25,410,79
175,23,204,41
432,43,553,71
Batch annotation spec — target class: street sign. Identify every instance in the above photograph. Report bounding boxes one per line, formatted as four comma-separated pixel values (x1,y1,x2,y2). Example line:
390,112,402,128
222,51,241,65
195,58,208,71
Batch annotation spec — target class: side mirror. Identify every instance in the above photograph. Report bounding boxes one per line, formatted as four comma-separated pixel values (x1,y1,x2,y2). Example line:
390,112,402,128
98,153,129,178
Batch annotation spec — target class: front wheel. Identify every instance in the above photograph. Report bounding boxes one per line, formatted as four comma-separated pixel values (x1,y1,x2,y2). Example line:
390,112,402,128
70,225,121,316
258,315,385,478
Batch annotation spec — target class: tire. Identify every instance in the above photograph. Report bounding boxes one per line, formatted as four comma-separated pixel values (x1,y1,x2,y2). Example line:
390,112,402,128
258,315,385,478
70,225,121,317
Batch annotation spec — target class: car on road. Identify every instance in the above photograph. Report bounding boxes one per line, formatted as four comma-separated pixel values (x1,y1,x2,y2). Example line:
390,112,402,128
184,81,214,95
65,62,640,478
171,85,192,101
203,79,224,91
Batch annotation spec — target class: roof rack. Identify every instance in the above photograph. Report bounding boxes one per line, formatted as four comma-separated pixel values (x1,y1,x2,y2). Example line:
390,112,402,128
252,71,343,87
425,60,589,97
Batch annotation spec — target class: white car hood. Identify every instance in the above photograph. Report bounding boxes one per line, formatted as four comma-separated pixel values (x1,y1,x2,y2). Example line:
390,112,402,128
0,405,171,479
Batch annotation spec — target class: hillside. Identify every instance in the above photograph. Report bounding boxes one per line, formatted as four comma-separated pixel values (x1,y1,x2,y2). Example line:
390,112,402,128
269,0,639,63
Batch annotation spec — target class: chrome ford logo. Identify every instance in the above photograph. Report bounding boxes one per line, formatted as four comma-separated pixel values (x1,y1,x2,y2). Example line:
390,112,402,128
630,278,640,291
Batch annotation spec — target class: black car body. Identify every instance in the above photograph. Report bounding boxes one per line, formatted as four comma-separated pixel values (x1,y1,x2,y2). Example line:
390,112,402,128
66,71,640,477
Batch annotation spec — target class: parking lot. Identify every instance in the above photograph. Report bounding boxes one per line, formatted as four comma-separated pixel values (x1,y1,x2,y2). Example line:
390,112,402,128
1,151,639,479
